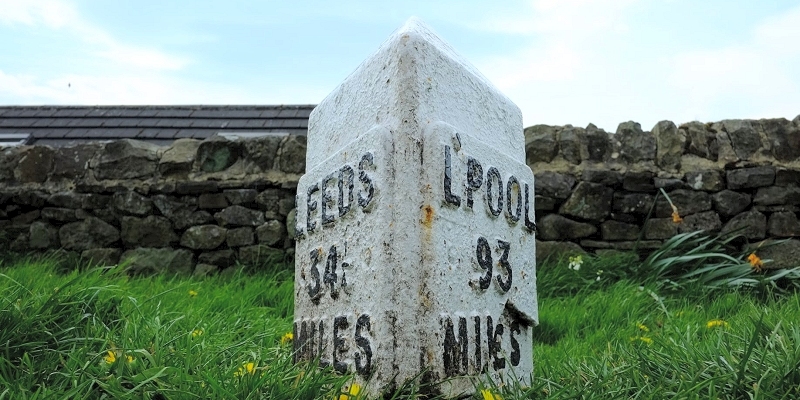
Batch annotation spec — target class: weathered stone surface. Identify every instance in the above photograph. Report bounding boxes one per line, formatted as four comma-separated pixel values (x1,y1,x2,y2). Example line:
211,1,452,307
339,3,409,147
537,214,597,240
582,169,622,187
748,239,800,269
722,210,766,240
121,248,194,275
559,182,614,221
9,232,29,251
615,121,656,163
600,220,640,241
722,120,761,160
655,189,711,218
198,249,236,268
776,169,800,187
29,221,58,249
152,194,196,219
195,136,241,173
612,192,654,215
754,118,800,162
524,125,558,164
226,227,255,247
41,207,78,222
13,191,47,207
193,263,219,277
175,181,218,195
768,211,800,237
727,166,775,189
113,191,153,216
0,147,21,182
159,138,200,177
214,205,266,227
654,178,689,191
120,216,178,248
685,170,725,192
286,208,298,239
15,146,54,183
643,218,678,240
47,192,85,209
94,139,160,180
243,135,282,171
610,212,638,224
609,240,663,250
535,240,586,262
534,171,576,199
711,190,751,218
753,186,800,206
52,143,101,179
277,135,306,174
653,120,684,171
585,123,612,162
82,194,111,209
679,211,722,233
81,248,121,267
238,244,284,265
59,217,120,251
558,126,587,164
198,193,229,209
180,225,227,250
623,171,655,192
12,210,40,226
177,211,214,230
682,121,718,161
256,220,285,246
224,189,258,206
534,196,557,211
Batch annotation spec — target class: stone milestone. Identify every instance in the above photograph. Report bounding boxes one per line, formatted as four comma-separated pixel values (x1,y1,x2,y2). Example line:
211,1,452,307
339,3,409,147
292,18,538,396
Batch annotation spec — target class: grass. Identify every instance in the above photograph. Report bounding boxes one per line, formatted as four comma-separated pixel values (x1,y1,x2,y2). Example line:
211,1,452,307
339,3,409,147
1,243,799,399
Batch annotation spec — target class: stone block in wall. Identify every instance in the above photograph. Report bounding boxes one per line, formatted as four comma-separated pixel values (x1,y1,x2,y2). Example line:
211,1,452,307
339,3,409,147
585,123,612,162
537,214,597,241
195,136,241,173
198,249,236,268
243,135,282,171
214,205,265,227
113,191,153,216
643,218,678,240
558,126,587,164
277,134,307,174
776,169,800,187
52,143,101,180
615,121,656,163
682,121,718,161
226,227,255,247
89,208,119,225
721,120,761,160
559,182,614,222
534,196,557,212
180,225,227,250
9,232,29,251
747,239,800,269
768,211,800,237
684,170,725,192
711,190,751,218
609,213,638,224
612,192,654,215
47,192,85,209
198,193,229,209
623,171,655,192
41,207,78,222
654,178,689,191
238,244,285,265
256,220,285,247
176,211,214,230
82,194,111,209
121,248,194,275
12,210,40,226
175,181,219,195
29,221,58,249
754,118,800,162
14,146,54,183
600,220,640,241
534,171,576,199
524,125,558,164
727,166,775,189
93,139,160,180
0,147,22,182
59,217,120,251
194,263,218,277
286,208,298,239
679,211,722,233
224,189,258,206
653,120,684,171
582,169,622,187
754,186,800,206
722,210,766,240
655,189,711,218
13,191,47,207
121,216,178,248
535,240,586,262
608,240,663,250
159,138,200,177
81,248,121,267
153,194,196,219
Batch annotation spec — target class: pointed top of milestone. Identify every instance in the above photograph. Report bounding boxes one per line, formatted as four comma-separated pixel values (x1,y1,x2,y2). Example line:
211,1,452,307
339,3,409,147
306,17,523,169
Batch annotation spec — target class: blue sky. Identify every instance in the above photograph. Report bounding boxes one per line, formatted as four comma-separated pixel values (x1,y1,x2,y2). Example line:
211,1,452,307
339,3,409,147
1,0,798,131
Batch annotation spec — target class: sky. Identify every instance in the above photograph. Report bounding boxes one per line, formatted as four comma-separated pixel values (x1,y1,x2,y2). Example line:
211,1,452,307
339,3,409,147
0,0,799,132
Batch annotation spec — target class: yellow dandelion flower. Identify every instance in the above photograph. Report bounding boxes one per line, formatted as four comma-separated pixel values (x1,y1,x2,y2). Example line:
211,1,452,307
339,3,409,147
338,383,362,400
707,319,729,329
630,336,653,345
104,350,116,364
126,355,135,363
637,323,649,332
281,332,294,345
747,253,763,272
188,289,198,297
244,362,255,375
481,388,503,400
192,329,204,338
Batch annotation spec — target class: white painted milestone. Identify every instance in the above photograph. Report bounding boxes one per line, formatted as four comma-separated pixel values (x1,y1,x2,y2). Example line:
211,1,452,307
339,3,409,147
293,17,537,397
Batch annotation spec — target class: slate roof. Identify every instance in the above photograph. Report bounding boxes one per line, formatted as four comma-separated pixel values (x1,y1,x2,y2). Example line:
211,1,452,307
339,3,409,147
0,105,314,146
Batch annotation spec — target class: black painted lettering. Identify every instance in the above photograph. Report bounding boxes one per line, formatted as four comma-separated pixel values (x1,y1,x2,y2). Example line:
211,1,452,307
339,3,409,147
474,315,484,373
510,320,521,367
338,165,354,217
442,316,469,377
486,167,503,217
306,184,319,233
354,314,373,378
466,157,483,209
293,321,306,363
307,249,322,301
333,316,349,373
476,237,493,290
321,173,336,226
496,240,512,293
318,320,330,368
323,245,339,300
487,316,506,371
505,175,522,223
358,152,374,208
524,183,537,233
443,145,461,207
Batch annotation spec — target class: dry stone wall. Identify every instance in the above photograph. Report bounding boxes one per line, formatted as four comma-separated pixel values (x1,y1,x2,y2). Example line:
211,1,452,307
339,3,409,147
1,115,799,272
